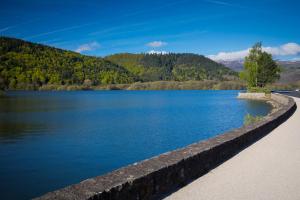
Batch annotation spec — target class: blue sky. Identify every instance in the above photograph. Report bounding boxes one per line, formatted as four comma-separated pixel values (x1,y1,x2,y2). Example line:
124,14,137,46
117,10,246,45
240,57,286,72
1,0,300,60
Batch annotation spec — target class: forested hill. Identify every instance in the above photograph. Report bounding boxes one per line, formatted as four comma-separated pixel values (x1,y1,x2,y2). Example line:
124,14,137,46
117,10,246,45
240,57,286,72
0,37,136,90
0,37,237,90
106,53,237,82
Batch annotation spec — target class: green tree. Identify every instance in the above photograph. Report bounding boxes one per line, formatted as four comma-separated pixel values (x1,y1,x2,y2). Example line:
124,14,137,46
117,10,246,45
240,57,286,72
257,52,280,87
0,76,5,91
240,42,280,89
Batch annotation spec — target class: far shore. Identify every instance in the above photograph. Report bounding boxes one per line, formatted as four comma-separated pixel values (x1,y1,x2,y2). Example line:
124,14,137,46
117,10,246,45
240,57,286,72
2,80,300,92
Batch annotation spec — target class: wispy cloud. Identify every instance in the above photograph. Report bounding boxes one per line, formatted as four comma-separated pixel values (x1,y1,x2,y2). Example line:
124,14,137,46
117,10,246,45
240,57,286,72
0,26,14,33
205,0,232,6
75,41,101,53
208,43,300,61
160,30,208,40
25,22,97,40
204,0,246,9
0,19,40,34
24,1,189,41
146,41,167,48
89,22,147,36
122,0,191,18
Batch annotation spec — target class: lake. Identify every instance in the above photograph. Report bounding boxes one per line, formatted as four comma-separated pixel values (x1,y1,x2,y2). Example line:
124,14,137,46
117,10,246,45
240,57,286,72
0,90,272,199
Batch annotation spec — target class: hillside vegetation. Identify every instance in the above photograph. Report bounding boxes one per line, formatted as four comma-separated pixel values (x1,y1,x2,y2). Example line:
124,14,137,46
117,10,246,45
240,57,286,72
106,53,237,82
0,37,239,90
0,37,136,90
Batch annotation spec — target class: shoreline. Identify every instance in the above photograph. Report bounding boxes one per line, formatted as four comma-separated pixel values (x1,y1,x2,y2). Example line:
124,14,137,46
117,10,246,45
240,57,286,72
237,92,282,115
165,96,300,200
3,81,300,92
0,80,246,91
35,93,296,200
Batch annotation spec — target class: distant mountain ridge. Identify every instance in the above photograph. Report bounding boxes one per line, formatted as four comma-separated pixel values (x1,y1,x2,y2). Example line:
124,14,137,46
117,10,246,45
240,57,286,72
276,61,300,83
218,60,300,83
0,37,237,90
217,60,244,72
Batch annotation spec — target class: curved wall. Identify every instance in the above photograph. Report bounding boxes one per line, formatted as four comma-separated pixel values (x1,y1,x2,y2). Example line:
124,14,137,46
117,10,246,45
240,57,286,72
36,94,297,200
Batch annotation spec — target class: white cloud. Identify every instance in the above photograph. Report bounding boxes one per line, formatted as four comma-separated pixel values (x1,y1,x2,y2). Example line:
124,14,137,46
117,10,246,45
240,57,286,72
291,57,300,61
208,42,300,61
146,41,167,48
208,49,250,61
263,43,300,56
75,41,101,53
0,26,12,33
147,50,168,55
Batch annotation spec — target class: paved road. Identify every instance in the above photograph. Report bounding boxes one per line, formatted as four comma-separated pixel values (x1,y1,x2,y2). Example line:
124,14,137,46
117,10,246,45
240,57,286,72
275,91,300,98
165,96,300,200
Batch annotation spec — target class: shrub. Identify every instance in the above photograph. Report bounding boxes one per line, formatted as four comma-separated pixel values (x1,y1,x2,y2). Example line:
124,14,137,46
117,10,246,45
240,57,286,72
247,87,271,94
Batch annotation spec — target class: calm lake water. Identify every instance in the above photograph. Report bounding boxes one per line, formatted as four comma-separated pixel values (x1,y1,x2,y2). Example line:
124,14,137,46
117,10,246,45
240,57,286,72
0,90,272,199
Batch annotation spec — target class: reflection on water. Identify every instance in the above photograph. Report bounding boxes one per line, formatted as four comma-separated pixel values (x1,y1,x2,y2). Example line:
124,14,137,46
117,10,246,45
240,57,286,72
0,90,272,200
0,122,49,141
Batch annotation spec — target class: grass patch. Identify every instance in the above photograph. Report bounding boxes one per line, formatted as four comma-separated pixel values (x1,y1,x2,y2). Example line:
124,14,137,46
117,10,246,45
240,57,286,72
0,90,5,97
244,114,263,126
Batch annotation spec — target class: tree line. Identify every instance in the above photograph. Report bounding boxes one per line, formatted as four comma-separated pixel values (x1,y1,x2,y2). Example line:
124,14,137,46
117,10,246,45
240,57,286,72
106,53,237,82
0,37,237,90
0,37,136,90
1,37,279,92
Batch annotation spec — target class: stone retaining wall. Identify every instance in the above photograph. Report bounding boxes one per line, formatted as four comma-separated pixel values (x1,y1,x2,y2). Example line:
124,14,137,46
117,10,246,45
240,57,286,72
36,94,297,200
237,92,269,100
271,93,290,105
